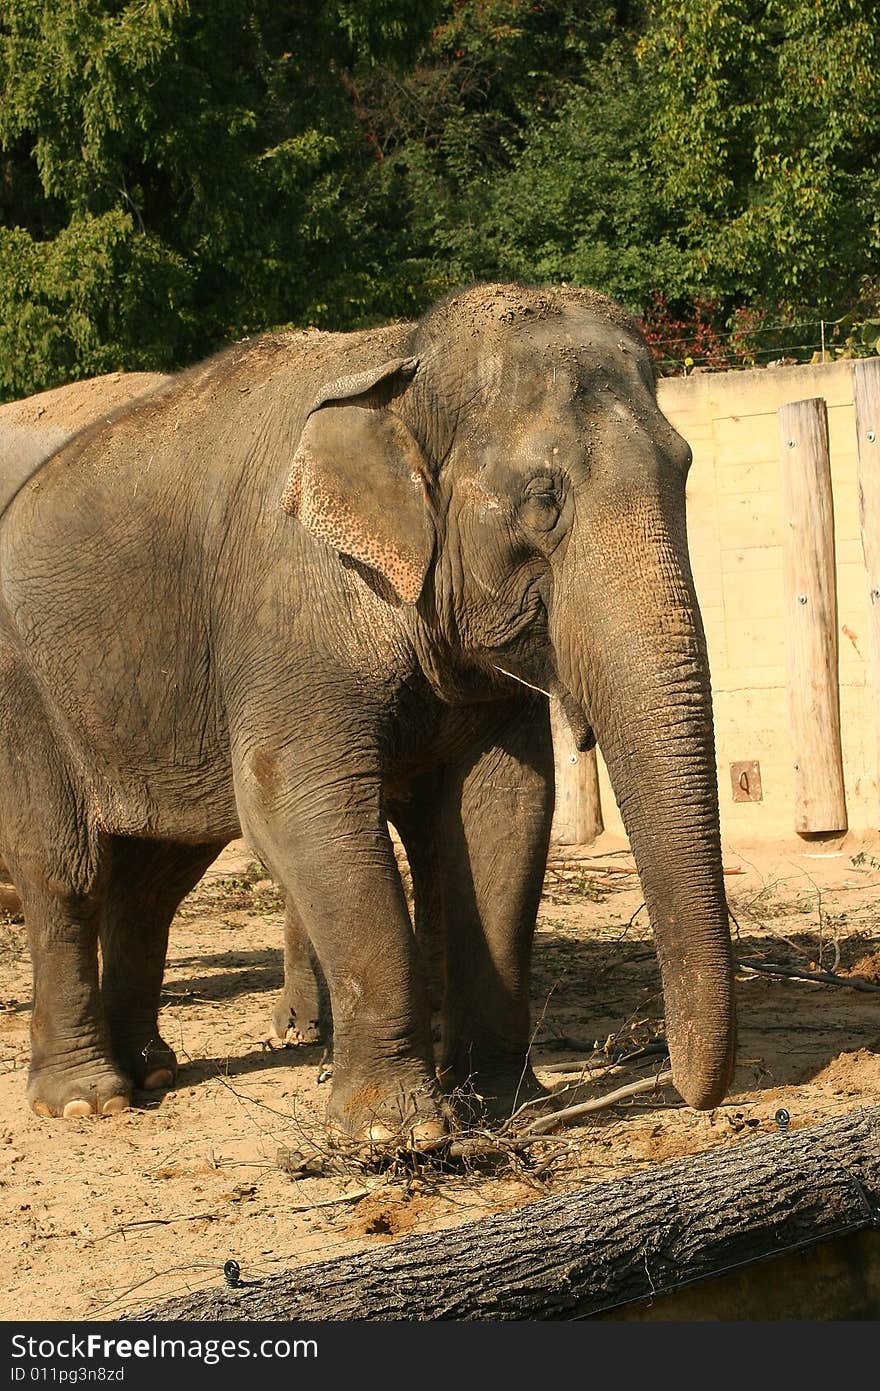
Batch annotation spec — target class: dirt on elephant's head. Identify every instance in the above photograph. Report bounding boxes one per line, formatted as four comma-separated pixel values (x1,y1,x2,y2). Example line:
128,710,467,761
412,280,638,350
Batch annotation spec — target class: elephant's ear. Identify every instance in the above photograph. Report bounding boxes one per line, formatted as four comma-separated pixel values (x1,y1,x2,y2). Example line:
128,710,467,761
282,356,433,605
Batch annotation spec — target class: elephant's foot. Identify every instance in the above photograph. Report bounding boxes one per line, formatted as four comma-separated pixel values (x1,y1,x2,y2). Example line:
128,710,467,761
0,881,22,916
28,1053,131,1119
439,1052,549,1125
327,1065,450,1151
108,1026,178,1092
270,991,324,1047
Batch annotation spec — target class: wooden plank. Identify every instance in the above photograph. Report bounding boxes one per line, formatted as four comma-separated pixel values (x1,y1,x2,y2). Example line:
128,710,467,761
549,699,603,846
853,358,880,825
778,397,847,834
128,1104,880,1322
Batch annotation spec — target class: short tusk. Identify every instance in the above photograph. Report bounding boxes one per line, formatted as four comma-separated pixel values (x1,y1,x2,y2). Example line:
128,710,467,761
490,664,552,698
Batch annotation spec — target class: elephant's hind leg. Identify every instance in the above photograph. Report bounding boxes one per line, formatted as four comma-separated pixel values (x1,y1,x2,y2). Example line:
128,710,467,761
0,688,127,1117
100,837,225,1091
270,900,329,1047
437,698,554,1120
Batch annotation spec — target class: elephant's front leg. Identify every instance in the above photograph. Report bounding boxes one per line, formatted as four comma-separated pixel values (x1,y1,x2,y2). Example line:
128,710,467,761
237,746,444,1146
437,698,554,1120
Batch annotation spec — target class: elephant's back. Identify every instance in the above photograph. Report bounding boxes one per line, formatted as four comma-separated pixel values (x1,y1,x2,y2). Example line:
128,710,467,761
0,372,170,515
0,324,416,546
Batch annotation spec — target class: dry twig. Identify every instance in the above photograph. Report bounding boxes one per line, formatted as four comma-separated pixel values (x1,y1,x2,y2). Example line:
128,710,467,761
738,958,880,993
516,1069,674,1138
539,1041,669,1076
286,1187,371,1215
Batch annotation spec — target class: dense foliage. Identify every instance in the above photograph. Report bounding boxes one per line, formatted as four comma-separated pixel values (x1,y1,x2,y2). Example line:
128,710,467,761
1,0,878,397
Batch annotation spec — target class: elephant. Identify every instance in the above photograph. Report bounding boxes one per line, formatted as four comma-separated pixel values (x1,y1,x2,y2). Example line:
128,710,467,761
0,374,171,917
2,371,359,1046
0,282,736,1142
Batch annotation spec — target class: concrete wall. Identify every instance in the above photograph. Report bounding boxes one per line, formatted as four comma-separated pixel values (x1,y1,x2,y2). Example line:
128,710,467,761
594,359,877,847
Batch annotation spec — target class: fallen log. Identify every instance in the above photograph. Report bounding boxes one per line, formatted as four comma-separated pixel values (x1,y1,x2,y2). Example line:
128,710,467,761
129,1104,880,1322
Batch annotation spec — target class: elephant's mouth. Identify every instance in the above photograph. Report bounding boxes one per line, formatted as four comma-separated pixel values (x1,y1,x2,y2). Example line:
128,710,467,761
554,687,596,751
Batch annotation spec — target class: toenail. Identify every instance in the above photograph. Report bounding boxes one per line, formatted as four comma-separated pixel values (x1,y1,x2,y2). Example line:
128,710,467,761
62,1099,94,1119
407,1119,447,1149
366,1122,396,1145
101,1095,130,1115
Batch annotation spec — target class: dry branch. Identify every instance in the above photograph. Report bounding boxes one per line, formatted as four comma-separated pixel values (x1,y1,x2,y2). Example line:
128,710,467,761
539,1042,669,1076
516,1070,674,1137
546,859,743,876
738,958,880,993
127,1105,880,1322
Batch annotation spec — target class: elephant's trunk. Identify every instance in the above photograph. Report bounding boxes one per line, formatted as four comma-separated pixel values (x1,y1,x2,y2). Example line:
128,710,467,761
551,492,736,1110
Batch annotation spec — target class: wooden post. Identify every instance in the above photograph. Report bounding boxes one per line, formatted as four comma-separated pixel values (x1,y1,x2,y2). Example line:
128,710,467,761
853,358,880,824
778,397,847,834
549,698,603,845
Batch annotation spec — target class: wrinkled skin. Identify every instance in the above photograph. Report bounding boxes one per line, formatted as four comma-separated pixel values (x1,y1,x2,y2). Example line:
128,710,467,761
0,374,443,1053
0,384,426,1068
0,284,736,1140
0,374,171,919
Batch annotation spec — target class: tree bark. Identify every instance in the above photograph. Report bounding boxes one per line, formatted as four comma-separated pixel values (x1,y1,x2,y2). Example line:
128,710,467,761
128,1105,880,1322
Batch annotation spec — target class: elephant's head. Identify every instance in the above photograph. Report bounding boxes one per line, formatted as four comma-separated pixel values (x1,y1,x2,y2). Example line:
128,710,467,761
283,282,736,1110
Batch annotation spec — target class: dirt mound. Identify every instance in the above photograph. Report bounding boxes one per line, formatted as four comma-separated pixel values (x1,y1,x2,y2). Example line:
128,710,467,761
0,371,172,512
843,949,880,984
809,1048,880,1091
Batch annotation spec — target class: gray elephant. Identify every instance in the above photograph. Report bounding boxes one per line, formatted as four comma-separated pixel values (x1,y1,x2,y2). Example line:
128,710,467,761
0,370,169,492
1,371,361,1047
0,372,335,1048
0,283,736,1142
0,373,171,918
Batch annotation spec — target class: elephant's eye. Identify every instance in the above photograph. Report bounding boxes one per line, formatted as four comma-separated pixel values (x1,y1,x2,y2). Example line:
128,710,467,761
521,479,561,532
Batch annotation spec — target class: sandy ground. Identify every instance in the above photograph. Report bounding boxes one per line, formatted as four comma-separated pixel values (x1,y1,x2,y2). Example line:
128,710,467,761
1,836,878,1321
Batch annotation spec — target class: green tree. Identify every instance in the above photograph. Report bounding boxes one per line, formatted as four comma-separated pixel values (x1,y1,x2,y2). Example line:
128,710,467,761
3,1,878,398
362,0,879,349
348,2,663,308
0,0,433,398
640,0,880,311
